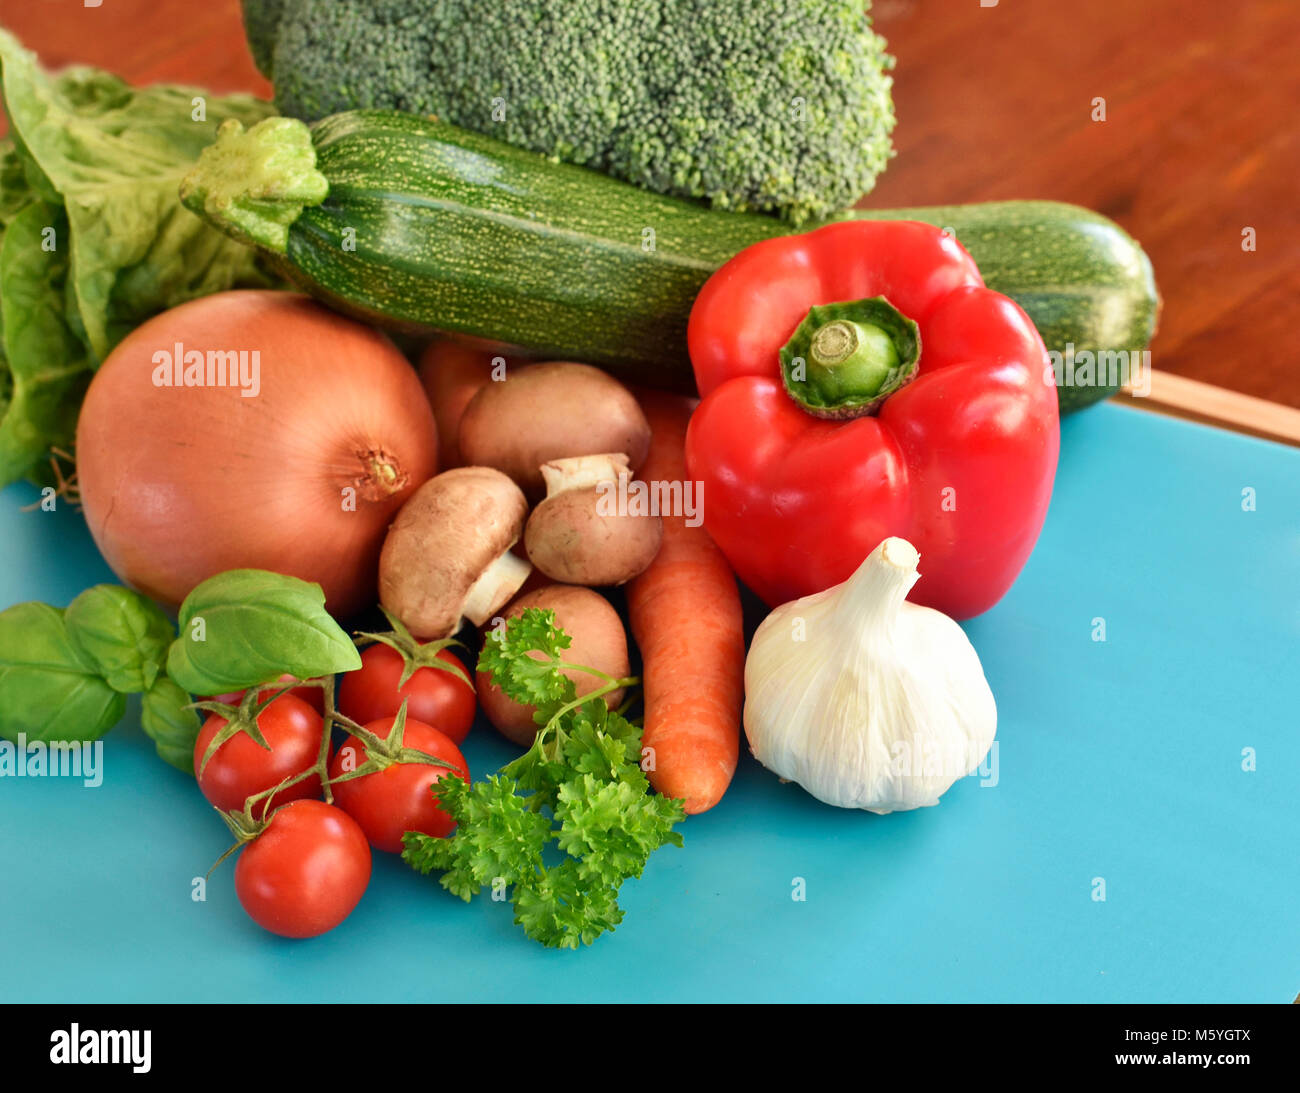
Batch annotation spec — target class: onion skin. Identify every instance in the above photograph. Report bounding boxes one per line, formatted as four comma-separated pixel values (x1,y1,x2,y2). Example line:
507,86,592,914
76,291,438,619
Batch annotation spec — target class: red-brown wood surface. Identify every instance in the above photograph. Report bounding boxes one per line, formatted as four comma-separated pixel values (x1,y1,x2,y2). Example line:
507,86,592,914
5,0,1296,405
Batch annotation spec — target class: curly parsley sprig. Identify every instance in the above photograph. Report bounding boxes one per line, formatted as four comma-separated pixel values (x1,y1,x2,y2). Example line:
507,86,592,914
402,608,685,949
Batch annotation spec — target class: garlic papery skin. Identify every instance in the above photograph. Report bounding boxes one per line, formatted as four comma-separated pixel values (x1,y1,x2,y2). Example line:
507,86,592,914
743,537,997,814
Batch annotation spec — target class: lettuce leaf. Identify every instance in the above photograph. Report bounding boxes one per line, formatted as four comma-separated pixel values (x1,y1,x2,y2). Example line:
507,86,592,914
0,29,280,487
0,138,27,223
0,140,32,424
0,202,89,482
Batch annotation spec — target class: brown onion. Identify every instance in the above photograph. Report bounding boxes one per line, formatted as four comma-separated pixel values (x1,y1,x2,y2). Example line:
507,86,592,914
76,291,438,619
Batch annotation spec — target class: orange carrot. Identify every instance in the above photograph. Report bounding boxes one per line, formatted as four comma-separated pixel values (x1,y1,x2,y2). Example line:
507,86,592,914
627,389,744,815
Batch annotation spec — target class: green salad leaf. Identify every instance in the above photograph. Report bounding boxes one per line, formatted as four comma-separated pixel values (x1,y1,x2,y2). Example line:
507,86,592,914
166,569,361,696
404,608,685,949
0,28,280,486
0,138,28,229
0,202,89,484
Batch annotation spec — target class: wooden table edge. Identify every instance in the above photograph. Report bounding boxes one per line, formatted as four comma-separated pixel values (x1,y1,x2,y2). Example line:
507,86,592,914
1112,371,1300,448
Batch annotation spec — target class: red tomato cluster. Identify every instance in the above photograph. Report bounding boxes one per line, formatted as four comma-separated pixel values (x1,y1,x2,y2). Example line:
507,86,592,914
329,716,469,853
339,645,475,743
197,648,476,938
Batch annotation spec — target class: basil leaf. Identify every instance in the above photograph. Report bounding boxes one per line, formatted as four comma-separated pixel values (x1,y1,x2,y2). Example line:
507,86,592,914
0,601,125,744
166,569,361,695
64,584,174,694
140,676,200,774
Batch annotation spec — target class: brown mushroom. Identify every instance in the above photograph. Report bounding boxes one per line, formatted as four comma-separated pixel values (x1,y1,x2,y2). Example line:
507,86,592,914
524,453,662,586
457,362,651,497
378,466,531,639
477,584,631,747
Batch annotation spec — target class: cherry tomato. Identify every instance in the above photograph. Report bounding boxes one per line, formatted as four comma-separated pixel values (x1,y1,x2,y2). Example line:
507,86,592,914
235,800,371,938
338,644,475,743
194,694,325,816
328,716,470,853
208,674,324,714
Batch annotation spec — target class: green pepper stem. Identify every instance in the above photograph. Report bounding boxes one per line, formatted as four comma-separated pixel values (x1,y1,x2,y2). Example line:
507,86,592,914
780,297,921,420
806,319,901,402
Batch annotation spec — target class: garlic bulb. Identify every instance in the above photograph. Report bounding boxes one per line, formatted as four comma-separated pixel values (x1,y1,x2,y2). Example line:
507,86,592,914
743,537,996,814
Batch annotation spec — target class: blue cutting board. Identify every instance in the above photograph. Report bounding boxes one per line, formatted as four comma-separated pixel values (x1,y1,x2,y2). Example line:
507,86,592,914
1,403,1296,1003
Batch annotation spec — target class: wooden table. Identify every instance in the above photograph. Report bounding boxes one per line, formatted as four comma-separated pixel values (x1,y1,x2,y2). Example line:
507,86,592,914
7,0,1298,417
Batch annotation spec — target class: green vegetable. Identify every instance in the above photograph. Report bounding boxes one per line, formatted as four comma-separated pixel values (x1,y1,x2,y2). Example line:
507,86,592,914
0,138,26,222
63,585,174,695
242,0,896,224
0,201,89,486
403,608,684,949
178,117,328,251
0,29,280,486
140,676,203,774
779,297,921,418
0,584,179,750
0,569,350,769
0,602,125,744
183,111,1159,415
166,569,362,696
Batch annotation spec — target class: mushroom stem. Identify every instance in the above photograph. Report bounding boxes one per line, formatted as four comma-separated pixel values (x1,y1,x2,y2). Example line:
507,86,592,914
540,453,630,497
462,548,532,627
525,449,664,588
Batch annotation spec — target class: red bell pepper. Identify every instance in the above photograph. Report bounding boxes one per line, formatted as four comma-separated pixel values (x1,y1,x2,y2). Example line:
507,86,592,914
685,219,1058,619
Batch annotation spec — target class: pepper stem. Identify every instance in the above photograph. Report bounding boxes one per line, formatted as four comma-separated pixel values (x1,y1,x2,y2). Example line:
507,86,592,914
807,319,901,403
780,297,921,420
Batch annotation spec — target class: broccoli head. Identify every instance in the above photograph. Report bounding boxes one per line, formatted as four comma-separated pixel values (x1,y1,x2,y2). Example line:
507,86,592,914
241,0,896,224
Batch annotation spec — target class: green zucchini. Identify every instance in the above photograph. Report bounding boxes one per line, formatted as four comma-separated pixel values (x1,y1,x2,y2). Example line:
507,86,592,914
183,111,1159,413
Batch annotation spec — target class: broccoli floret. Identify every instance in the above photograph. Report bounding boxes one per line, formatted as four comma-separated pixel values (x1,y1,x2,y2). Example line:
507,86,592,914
240,0,283,77
242,0,896,224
